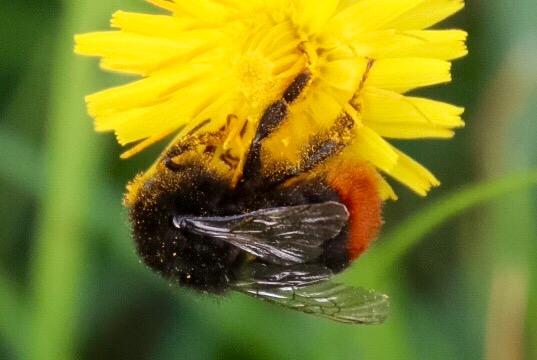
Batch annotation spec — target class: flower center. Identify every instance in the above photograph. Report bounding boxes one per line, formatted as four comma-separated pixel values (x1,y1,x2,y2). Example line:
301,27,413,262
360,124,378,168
233,52,275,110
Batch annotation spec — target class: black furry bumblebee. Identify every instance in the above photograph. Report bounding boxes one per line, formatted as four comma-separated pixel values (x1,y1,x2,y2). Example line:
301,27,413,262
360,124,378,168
126,70,388,324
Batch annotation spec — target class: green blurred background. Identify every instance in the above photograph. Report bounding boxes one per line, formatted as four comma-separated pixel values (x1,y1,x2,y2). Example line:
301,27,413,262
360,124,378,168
1,1,536,359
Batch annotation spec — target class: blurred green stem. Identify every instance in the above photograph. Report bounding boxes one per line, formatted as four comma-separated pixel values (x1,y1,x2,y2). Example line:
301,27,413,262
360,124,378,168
0,275,29,357
29,2,105,359
352,170,537,286
0,128,43,195
0,125,129,251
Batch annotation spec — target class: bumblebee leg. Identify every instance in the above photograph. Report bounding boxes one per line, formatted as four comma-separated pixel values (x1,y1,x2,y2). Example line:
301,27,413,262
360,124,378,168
242,70,311,181
163,138,198,171
164,130,224,171
270,113,355,185
301,113,354,172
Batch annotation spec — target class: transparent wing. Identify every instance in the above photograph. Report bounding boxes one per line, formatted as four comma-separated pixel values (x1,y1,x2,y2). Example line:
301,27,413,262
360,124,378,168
176,201,348,265
234,280,389,325
233,262,334,288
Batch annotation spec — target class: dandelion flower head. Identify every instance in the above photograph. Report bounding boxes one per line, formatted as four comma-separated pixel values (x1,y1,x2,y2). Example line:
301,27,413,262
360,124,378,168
75,0,467,199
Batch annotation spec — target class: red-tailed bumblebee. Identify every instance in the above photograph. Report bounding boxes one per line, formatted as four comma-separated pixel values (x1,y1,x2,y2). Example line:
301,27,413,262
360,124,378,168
125,70,388,324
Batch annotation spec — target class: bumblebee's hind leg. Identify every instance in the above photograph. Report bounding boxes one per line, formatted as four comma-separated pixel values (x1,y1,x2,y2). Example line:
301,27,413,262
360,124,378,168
241,70,312,182
269,112,355,186
301,113,354,172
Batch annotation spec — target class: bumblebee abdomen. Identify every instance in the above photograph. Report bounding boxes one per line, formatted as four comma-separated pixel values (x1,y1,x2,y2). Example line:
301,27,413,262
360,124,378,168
127,156,382,295
128,163,242,294
255,161,382,272
247,177,353,273
326,162,383,260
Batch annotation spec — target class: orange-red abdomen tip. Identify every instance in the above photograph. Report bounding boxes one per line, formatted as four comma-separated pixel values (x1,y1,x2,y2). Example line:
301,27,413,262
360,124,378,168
327,162,383,260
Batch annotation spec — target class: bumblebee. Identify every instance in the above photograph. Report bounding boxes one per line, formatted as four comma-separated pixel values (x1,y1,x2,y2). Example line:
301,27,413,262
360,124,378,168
126,70,388,324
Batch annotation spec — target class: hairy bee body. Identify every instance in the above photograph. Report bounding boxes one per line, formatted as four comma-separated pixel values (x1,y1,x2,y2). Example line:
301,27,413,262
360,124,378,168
131,161,352,294
127,69,388,324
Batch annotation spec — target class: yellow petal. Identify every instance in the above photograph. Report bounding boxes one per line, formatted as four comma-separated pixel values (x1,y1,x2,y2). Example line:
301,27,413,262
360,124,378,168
75,30,221,75
146,0,178,13
376,175,399,201
305,86,347,127
366,58,451,93
381,0,465,31
86,64,211,119
361,87,464,139
351,29,468,60
318,58,366,100
366,121,456,139
98,82,230,145
110,11,192,36
150,0,231,21
120,129,176,159
345,126,399,173
328,0,427,35
388,148,440,195
292,0,339,34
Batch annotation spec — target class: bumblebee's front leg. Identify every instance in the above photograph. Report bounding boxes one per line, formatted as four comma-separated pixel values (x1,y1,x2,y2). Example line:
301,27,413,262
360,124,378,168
242,70,312,182
163,126,224,171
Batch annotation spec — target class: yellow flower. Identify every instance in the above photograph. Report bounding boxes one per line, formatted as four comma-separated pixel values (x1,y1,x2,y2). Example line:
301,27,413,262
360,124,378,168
75,0,467,198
